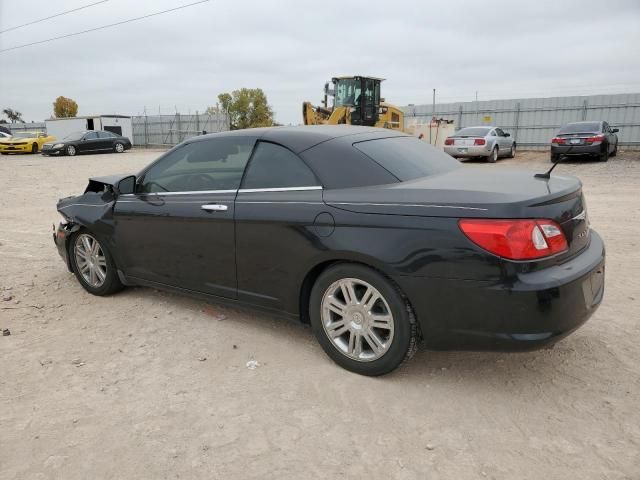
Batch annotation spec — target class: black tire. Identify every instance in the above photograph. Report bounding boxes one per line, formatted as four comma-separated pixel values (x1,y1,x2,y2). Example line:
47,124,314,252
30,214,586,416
309,263,418,376
599,145,609,162
31,143,38,154
610,143,617,157
508,143,516,158
69,230,124,296
487,147,498,163
551,153,561,163
114,142,125,153
66,145,77,156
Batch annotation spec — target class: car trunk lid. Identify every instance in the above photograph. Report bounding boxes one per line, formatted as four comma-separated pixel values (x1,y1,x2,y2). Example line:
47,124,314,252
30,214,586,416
323,167,590,259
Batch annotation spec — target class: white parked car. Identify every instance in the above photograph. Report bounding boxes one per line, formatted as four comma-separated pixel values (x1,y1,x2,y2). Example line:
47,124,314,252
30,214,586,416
444,126,516,162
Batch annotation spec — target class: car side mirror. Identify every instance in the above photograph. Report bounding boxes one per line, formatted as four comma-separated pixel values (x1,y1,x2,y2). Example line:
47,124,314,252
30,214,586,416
504,132,511,137
116,175,136,195
612,128,619,133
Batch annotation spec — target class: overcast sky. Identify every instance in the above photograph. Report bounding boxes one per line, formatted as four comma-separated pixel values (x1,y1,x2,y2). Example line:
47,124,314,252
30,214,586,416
1,0,639,124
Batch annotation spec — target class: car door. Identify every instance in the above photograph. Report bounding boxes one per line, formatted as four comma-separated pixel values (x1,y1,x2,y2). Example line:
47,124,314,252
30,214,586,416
79,131,101,152
602,122,614,153
97,130,116,150
494,128,509,152
234,141,324,311
487,129,498,151
113,135,257,298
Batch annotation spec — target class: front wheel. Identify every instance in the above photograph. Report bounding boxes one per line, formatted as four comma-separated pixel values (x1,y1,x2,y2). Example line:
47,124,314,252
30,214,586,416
69,231,123,296
31,143,38,154
309,264,418,376
67,145,77,156
114,142,125,153
508,144,516,158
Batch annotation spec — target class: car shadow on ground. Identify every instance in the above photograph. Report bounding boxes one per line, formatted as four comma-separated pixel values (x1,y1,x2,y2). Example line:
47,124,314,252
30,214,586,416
120,287,595,388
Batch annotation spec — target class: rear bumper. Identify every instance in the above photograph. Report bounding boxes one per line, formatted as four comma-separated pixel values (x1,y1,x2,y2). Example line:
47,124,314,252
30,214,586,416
394,230,605,350
551,144,603,156
444,145,491,158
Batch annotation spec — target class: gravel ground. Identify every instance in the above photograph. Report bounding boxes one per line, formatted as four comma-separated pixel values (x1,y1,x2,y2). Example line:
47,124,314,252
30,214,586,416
1,147,639,480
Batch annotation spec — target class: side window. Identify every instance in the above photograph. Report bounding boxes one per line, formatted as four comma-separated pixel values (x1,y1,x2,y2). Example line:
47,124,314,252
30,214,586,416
140,137,255,193
495,128,504,137
84,132,98,140
99,131,115,138
241,142,319,189
489,130,497,137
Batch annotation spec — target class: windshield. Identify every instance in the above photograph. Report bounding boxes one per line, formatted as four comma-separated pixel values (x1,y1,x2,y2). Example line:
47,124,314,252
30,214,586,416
12,132,37,138
353,136,461,182
454,127,491,137
64,131,86,140
559,122,601,134
334,78,361,107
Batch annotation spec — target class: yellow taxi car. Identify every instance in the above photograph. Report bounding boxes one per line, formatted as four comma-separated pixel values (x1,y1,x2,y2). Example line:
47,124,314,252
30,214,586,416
0,132,56,154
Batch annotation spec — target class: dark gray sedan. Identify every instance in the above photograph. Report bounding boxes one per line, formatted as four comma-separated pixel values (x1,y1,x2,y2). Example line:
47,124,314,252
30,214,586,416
550,121,618,162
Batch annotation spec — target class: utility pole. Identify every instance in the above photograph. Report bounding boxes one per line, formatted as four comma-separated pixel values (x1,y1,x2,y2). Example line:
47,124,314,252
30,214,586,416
430,88,436,144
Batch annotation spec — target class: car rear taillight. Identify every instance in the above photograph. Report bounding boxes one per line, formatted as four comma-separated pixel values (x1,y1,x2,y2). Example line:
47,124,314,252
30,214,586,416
474,138,486,146
458,219,568,260
444,138,454,145
585,134,605,144
551,137,566,145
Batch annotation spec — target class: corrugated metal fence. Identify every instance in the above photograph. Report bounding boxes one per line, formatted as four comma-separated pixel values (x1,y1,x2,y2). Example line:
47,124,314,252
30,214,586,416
403,93,640,150
131,112,229,146
4,122,46,134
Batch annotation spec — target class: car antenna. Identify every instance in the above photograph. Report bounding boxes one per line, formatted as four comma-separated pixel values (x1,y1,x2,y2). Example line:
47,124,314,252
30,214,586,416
534,145,575,179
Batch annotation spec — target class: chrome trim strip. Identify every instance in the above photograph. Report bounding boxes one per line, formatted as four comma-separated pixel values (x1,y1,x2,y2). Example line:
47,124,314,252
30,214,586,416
238,186,322,193
330,202,488,211
119,189,237,197
571,210,586,221
58,203,110,209
236,201,324,205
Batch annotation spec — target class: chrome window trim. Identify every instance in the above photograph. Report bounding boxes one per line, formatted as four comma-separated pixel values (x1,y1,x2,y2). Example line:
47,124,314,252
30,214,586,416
119,189,238,197
238,186,323,193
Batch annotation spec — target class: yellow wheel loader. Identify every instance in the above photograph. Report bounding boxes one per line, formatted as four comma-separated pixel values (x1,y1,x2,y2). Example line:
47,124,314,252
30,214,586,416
302,76,404,131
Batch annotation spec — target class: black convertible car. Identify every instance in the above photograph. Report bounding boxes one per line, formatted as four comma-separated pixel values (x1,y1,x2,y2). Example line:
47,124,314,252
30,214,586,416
54,126,605,375
42,130,132,156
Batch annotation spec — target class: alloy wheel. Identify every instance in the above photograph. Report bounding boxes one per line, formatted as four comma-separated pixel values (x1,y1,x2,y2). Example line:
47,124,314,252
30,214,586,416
67,145,76,156
74,234,107,288
321,278,395,362
115,143,124,153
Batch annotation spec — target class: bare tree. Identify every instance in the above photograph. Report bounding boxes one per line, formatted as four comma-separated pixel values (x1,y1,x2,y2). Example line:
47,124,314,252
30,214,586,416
2,108,23,123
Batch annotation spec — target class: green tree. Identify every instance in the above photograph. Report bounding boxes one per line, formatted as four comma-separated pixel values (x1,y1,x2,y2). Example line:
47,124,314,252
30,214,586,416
53,96,79,118
217,88,273,130
2,108,23,123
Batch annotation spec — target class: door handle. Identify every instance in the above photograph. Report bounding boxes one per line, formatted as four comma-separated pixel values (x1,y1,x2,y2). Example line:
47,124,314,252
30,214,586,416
201,204,228,212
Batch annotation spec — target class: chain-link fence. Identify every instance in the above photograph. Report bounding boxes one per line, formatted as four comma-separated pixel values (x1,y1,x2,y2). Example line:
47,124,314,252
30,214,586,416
131,112,229,147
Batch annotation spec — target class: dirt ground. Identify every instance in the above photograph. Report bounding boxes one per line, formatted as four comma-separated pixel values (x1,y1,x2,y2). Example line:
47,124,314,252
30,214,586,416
1,147,639,480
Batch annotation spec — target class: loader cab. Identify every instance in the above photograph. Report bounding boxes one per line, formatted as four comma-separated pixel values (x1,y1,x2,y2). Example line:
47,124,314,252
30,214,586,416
332,76,382,127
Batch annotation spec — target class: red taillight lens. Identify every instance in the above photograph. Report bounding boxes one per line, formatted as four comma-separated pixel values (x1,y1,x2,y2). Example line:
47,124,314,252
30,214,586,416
474,138,486,145
458,219,568,260
444,138,454,145
551,137,566,145
585,134,605,144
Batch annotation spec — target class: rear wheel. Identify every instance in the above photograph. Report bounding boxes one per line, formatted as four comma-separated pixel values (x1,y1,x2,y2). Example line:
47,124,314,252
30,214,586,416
610,143,617,157
114,142,125,153
31,143,38,154
66,145,77,156
599,145,609,162
309,264,417,376
69,231,123,296
487,147,498,163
